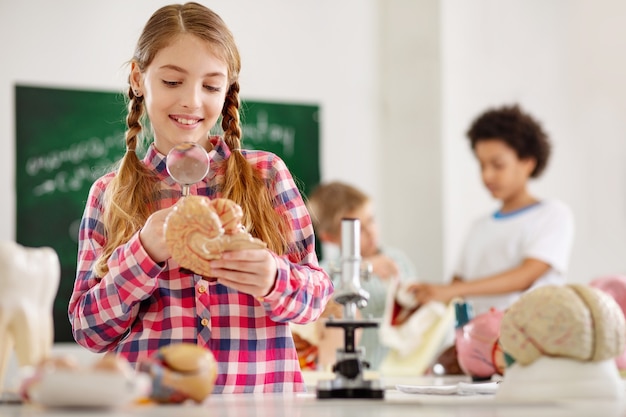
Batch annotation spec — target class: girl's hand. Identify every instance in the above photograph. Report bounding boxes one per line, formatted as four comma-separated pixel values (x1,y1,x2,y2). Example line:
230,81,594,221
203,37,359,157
139,207,175,263
209,249,278,298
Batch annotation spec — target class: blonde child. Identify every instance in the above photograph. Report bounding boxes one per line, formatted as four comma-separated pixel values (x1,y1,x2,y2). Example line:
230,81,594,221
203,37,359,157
299,181,417,370
68,2,333,394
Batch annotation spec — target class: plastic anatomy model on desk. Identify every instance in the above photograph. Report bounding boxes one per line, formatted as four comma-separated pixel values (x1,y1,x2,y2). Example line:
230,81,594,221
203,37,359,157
0,242,60,395
590,275,626,375
377,283,456,377
137,343,217,403
454,303,506,381
18,353,148,408
497,284,626,401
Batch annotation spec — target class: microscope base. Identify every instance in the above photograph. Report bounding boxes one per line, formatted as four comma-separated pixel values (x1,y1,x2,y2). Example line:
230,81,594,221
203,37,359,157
316,387,384,399
316,378,384,399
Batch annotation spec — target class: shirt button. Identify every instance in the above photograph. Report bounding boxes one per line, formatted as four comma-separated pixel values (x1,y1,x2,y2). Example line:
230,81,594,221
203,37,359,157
198,286,207,294
201,318,209,327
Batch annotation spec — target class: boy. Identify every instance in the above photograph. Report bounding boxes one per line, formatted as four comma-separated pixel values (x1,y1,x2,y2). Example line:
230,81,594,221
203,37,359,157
409,104,574,315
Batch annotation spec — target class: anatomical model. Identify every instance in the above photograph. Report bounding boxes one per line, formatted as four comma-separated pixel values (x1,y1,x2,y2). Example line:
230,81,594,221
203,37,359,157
455,307,505,380
497,284,626,401
0,242,60,393
589,275,626,374
164,196,266,277
137,343,218,403
19,353,141,406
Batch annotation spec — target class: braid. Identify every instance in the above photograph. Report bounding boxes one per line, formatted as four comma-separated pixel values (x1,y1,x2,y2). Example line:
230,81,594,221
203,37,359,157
221,82,242,149
220,83,292,256
126,86,143,151
93,89,158,276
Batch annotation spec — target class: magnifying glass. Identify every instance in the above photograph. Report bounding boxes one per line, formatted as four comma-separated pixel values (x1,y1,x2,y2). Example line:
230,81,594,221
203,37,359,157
165,142,210,197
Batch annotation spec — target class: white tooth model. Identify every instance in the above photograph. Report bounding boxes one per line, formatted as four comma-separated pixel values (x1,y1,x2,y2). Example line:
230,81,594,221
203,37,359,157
497,284,626,401
0,241,60,393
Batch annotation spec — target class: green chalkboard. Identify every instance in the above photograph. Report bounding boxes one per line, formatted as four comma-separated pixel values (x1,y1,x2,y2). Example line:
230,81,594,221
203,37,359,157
15,84,320,342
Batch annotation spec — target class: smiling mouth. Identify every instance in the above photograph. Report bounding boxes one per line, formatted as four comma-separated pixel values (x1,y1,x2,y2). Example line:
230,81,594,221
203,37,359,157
172,116,202,125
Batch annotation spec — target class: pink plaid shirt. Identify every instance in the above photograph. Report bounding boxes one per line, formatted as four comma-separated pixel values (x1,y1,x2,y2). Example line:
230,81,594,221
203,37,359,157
68,137,333,393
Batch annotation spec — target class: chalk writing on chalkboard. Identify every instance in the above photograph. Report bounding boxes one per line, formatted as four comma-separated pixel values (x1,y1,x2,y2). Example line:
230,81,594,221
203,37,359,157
28,134,123,196
242,110,296,157
15,84,320,342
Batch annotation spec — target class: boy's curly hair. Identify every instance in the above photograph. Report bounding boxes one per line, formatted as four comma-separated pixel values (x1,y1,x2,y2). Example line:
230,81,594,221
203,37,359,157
466,104,551,178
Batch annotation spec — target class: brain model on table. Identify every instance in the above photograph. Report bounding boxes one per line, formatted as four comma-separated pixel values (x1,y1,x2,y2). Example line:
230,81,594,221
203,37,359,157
164,196,267,276
497,284,626,401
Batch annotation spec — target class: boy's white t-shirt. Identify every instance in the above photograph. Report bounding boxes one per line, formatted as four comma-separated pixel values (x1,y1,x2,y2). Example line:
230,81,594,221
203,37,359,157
455,199,575,316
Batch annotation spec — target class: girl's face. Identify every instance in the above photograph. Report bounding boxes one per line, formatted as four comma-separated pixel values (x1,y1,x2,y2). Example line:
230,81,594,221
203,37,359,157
474,139,536,203
131,33,229,155
344,201,379,258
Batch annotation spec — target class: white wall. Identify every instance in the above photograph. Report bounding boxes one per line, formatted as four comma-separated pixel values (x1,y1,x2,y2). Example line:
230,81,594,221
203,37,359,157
2,0,626,288
379,0,443,282
442,0,626,283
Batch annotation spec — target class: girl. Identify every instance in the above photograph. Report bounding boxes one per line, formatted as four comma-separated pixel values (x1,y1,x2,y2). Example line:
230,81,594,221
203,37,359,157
409,104,574,315
68,2,333,394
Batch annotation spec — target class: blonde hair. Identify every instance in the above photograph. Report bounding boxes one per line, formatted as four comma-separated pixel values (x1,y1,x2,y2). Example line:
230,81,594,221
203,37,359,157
94,2,290,276
306,181,370,238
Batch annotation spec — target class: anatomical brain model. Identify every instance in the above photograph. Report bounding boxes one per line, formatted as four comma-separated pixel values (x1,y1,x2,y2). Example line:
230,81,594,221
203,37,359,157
164,196,266,276
497,284,626,401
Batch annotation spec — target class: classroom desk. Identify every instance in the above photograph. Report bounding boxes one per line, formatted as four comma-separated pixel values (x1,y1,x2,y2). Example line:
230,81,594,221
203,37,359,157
0,391,625,417
1,373,625,417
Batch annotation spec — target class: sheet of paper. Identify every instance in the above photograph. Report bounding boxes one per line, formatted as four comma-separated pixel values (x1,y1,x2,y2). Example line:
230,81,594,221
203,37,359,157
396,381,499,395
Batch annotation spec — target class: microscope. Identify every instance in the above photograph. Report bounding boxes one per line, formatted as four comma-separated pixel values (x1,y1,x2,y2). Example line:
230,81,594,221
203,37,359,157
316,218,385,399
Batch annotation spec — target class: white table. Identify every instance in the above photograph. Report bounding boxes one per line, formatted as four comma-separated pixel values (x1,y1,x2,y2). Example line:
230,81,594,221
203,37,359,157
1,374,625,417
